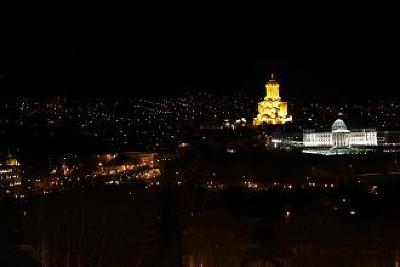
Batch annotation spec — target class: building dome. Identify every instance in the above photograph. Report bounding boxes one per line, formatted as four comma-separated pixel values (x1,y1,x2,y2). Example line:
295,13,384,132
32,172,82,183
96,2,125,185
266,73,279,86
332,119,347,131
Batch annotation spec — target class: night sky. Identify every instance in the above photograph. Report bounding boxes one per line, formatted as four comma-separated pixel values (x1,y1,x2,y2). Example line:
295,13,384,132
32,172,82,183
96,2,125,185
1,5,399,99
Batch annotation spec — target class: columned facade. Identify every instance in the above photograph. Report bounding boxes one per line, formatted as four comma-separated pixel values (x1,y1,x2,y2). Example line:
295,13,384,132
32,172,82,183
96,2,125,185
303,119,377,148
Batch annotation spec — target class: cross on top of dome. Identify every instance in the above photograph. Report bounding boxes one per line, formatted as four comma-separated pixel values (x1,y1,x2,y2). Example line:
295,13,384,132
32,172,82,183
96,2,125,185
267,73,278,85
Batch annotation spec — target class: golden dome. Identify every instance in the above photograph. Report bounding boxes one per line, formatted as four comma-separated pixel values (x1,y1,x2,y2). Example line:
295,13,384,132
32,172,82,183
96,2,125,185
267,73,279,85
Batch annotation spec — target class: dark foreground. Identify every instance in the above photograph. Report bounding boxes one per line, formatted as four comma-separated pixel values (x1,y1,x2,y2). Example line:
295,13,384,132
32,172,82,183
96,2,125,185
1,175,400,267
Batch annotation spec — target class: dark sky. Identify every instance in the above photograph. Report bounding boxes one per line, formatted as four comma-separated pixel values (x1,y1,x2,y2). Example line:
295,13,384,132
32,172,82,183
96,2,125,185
1,5,399,99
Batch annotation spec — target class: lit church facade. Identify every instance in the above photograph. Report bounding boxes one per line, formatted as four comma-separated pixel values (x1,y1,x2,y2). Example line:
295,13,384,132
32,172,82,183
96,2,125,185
253,74,292,125
303,119,377,148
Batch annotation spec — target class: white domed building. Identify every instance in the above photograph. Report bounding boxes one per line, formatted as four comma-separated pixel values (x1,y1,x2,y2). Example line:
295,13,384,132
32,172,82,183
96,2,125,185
303,119,377,152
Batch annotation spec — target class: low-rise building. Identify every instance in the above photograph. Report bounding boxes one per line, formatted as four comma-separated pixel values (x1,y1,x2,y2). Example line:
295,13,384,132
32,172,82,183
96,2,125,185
303,119,377,150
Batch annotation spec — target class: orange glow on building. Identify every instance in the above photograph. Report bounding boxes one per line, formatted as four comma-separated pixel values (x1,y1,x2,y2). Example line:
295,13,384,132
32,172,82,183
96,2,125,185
253,73,292,125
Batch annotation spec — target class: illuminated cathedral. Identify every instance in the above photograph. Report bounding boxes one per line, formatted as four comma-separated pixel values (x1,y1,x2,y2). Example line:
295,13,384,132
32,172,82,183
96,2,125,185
253,73,292,125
